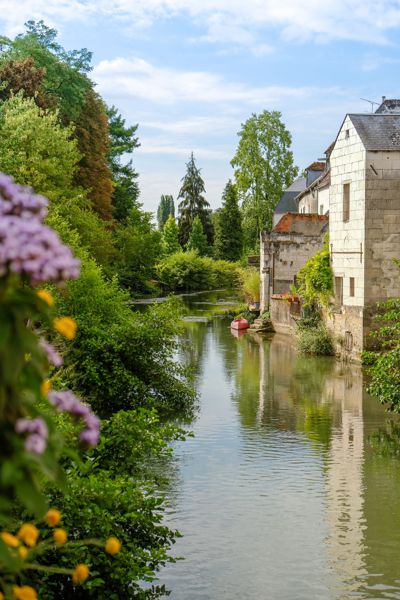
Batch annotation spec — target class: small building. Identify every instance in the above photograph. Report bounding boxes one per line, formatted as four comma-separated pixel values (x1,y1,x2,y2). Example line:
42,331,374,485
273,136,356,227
260,213,329,329
327,108,400,356
298,169,330,215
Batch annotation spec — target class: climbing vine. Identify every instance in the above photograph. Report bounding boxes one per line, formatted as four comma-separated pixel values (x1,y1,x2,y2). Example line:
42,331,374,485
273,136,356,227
295,236,333,308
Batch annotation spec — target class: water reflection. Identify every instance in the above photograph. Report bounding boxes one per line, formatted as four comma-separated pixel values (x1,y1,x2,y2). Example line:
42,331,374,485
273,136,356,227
160,292,400,600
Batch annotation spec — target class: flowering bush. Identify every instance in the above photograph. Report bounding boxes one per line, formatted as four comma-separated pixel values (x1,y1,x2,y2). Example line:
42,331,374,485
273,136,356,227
0,508,121,599
0,173,98,518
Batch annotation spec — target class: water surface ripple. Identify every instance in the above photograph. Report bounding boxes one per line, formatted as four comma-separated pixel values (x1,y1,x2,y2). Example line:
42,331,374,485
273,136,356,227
159,292,400,600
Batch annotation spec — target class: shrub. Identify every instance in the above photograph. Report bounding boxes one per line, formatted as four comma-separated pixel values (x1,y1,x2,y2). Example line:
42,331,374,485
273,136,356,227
240,268,260,303
297,325,334,356
156,251,240,292
295,236,333,308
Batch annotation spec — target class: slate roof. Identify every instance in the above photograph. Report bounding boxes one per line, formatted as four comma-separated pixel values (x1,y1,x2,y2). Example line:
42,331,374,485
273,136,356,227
273,177,307,217
375,99,400,114
348,114,400,151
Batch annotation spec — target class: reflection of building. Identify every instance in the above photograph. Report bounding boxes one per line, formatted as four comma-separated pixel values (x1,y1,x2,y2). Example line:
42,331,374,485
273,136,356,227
254,334,367,593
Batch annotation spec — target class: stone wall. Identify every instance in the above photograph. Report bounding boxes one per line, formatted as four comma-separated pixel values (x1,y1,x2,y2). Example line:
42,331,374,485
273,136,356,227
270,296,298,334
364,150,400,304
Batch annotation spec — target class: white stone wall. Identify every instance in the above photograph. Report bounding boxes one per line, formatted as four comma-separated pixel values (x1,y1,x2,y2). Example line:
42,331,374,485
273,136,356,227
298,189,317,214
329,116,366,307
318,186,329,215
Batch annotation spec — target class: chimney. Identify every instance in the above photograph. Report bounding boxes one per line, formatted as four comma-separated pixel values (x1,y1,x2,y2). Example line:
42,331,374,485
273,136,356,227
382,95,386,104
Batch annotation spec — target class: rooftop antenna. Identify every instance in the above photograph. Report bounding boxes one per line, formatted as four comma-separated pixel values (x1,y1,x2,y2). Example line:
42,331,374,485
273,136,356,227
360,98,380,112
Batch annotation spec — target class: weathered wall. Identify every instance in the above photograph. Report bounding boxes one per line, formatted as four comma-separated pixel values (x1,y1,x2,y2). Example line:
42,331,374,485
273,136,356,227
270,296,298,334
364,150,400,304
298,189,317,214
329,116,366,308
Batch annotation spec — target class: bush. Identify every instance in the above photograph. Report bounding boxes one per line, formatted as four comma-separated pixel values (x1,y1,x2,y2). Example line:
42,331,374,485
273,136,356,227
295,236,333,308
156,251,240,292
240,268,260,303
298,325,334,356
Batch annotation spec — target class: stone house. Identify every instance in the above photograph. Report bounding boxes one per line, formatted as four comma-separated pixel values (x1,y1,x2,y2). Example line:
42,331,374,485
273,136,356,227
327,106,400,356
261,99,400,357
260,213,328,331
272,176,306,228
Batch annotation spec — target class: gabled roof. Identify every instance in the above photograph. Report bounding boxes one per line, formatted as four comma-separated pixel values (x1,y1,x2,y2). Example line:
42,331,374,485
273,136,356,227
348,114,400,151
306,161,326,171
375,99,400,114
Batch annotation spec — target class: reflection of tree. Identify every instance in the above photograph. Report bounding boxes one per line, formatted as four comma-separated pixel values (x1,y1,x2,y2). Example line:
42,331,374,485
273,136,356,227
178,321,209,381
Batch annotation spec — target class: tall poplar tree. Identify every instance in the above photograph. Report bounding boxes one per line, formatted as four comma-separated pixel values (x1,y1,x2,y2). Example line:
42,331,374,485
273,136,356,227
177,153,213,246
157,195,175,230
214,181,243,261
231,110,298,250
162,215,181,255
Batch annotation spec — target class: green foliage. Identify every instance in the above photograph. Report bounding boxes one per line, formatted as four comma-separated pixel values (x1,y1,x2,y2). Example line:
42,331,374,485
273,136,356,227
364,297,400,412
157,195,175,231
240,268,260,303
214,180,243,261
162,215,181,255
156,251,240,292
186,216,209,256
0,94,81,202
231,110,298,249
0,21,92,121
107,106,140,223
297,325,334,356
177,153,213,246
295,237,333,308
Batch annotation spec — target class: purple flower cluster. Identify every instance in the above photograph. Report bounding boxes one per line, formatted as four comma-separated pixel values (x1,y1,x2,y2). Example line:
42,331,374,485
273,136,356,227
48,390,100,447
15,417,49,455
0,174,80,285
39,339,63,368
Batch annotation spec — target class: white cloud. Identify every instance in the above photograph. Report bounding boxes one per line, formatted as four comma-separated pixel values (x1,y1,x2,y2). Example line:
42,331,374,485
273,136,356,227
1,0,400,46
93,57,314,106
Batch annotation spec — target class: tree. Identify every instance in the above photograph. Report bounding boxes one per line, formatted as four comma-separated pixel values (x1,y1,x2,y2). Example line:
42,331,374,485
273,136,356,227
214,180,243,261
0,56,51,108
186,216,209,256
107,105,140,222
0,94,80,202
157,194,175,231
231,110,298,250
74,88,113,219
162,214,181,255
0,21,92,121
177,152,213,246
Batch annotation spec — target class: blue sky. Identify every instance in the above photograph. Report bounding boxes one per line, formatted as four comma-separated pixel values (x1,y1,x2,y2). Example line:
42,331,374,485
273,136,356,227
0,1,400,214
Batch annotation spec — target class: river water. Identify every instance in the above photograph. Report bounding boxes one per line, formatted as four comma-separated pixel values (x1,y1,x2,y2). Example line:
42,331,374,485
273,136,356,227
157,291,400,600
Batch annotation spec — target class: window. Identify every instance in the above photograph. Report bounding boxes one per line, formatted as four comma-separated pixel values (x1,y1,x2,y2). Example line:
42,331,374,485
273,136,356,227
349,277,355,297
345,129,350,139
343,183,350,222
335,276,343,306
319,204,324,215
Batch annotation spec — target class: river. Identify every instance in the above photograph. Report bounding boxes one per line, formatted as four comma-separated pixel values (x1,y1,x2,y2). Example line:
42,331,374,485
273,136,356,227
155,290,400,600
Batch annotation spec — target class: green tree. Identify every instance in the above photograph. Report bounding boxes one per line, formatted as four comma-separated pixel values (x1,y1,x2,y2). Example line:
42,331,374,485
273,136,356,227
0,21,92,121
0,94,80,202
186,216,209,256
162,214,181,255
177,152,213,246
157,194,175,231
231,110,298,250
107,105,140,222
214,180,243,261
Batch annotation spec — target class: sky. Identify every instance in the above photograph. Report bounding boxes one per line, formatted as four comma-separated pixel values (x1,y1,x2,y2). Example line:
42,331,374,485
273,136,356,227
0,1,400,215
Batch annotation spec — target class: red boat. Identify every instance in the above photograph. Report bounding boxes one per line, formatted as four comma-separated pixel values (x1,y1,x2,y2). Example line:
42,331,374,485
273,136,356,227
230,318,249,331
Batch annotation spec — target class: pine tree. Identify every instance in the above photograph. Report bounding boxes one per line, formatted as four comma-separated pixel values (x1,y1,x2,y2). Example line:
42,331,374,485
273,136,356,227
157,195,175,230
177,153,213,246
214,181,243,261
107,106,140,223
186,216,208,256
162,215,181,255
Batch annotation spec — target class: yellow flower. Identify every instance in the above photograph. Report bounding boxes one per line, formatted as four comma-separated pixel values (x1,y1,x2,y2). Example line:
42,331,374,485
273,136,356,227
12,586,37,600
53,317,77,340
1,531,20,548
18,546,28,559
41,379,52,396
72,564,89,584
17,524,39,548
0,591,4,599
45,509,61,527
105,537,121,555
37,289,54,306
53,528,67,545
